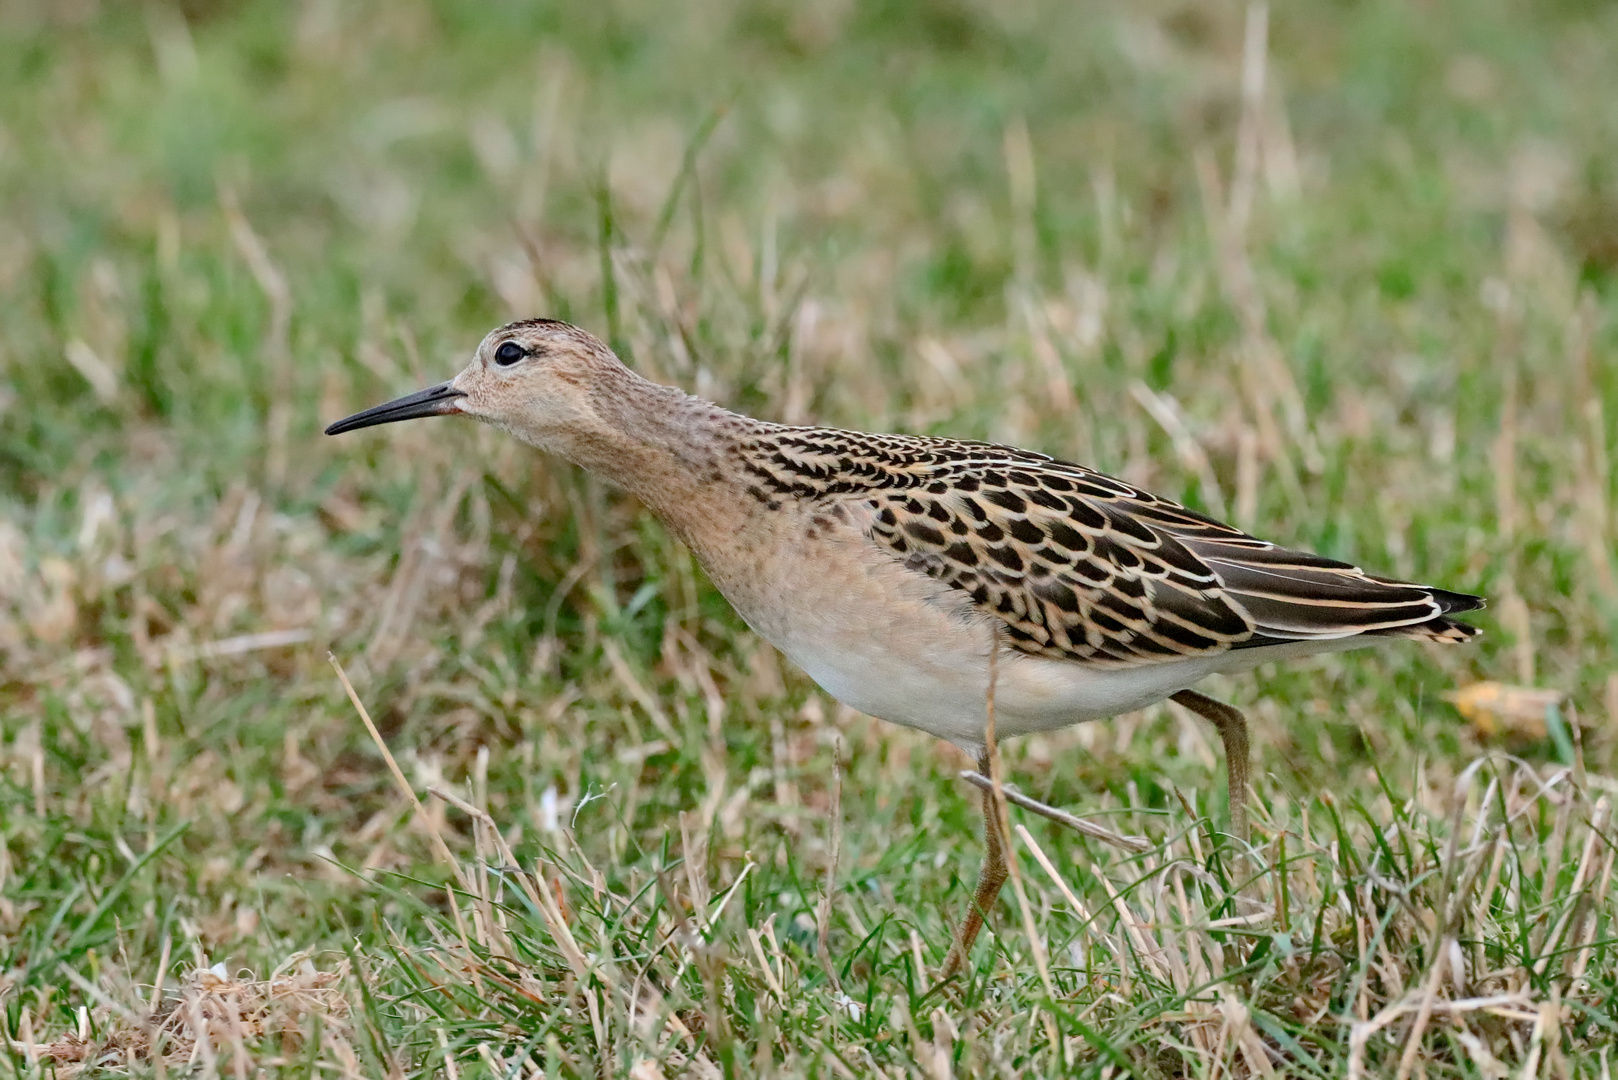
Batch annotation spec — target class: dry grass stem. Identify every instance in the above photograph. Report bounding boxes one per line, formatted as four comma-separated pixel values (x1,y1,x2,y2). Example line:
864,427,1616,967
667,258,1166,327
9,4,1617,1073
957,771,1151,853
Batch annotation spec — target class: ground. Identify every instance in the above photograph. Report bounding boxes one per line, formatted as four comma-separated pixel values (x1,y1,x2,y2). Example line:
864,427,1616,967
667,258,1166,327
3,0,1618,1076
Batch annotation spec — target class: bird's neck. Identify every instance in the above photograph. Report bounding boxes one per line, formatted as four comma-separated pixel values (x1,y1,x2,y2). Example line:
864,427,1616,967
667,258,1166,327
553,370,758,544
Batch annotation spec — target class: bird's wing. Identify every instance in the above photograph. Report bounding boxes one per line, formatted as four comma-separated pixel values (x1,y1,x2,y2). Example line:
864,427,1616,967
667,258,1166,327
742,432,1482,667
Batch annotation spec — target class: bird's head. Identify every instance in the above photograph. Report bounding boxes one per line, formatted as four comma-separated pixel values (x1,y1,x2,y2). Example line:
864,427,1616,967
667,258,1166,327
325,319,629,453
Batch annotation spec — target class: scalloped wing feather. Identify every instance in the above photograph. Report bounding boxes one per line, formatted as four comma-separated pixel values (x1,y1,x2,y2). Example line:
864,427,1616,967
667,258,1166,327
738,429,1483,668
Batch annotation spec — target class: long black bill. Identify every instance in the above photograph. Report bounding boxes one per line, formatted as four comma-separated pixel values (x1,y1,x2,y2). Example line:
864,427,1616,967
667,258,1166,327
325,381,466,435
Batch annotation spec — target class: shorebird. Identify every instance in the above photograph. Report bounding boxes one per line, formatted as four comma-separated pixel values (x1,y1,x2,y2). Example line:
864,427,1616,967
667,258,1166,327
327,319,1483,978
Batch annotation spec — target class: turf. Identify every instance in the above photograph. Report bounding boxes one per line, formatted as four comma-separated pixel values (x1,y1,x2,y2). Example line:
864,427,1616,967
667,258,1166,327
4,0,1618,1075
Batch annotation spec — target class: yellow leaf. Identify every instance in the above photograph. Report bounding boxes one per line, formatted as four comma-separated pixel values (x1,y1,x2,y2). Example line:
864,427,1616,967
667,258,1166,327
1446,681,1564,739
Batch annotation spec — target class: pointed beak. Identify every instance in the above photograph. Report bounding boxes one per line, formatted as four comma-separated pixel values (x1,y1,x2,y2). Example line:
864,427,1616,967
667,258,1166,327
325,381,467,435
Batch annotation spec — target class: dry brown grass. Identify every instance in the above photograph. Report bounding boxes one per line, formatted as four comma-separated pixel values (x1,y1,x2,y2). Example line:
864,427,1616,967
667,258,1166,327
4,0,1618,1075
25,961,350,1078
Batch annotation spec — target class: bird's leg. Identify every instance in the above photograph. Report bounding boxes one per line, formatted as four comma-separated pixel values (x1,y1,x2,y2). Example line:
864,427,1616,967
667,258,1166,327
1171,689,1250,842
938,751,1008,982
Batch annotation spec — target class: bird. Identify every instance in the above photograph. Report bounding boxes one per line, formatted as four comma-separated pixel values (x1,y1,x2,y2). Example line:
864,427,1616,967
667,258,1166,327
327,318,1484,979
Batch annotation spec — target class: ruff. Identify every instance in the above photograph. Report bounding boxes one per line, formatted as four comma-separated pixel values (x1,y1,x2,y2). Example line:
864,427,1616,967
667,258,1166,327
328,318,1484,979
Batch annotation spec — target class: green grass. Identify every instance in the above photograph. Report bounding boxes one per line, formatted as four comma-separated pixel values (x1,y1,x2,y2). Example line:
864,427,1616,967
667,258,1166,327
4,0,1618,1075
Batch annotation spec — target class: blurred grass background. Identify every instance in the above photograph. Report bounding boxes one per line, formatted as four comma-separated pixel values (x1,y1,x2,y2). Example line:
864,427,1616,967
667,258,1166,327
3,0,1618,1075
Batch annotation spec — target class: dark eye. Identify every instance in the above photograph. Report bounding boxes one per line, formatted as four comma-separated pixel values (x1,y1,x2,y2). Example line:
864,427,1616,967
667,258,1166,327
494,341,526,366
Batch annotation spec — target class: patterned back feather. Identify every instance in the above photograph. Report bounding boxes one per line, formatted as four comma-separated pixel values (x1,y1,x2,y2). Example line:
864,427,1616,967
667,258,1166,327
737,428,1483,668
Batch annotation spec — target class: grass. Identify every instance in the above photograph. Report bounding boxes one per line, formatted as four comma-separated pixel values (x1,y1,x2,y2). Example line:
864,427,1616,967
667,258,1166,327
3,0,1618,1074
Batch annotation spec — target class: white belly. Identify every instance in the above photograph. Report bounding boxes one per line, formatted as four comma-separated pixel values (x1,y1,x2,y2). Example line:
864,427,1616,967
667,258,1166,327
705,517,1375,754
737,554,1214,751
777,623,1376,753
778,623,1205,748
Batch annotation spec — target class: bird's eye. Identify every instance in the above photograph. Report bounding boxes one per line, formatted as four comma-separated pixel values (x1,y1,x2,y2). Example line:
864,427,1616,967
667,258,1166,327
494,341,526,366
